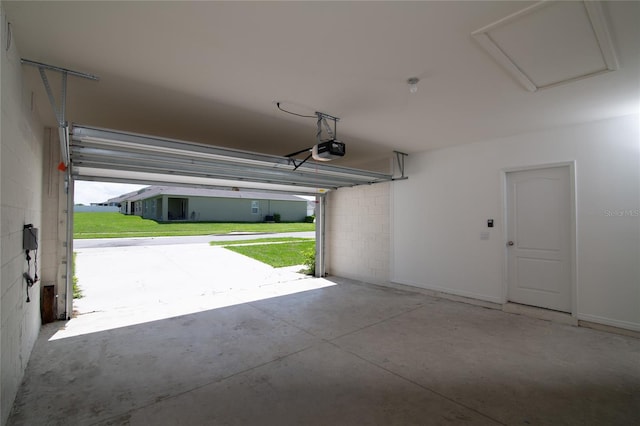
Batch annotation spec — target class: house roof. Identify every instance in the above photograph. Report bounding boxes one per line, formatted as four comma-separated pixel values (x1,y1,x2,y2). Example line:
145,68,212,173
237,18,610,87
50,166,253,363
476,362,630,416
112,186,307,203
105,188,150,204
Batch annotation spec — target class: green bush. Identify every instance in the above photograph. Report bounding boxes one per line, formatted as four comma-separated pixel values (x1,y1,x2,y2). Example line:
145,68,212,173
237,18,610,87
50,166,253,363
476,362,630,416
302,247,316,276
273,213,281,223
304,216,315,223
72,252,83,299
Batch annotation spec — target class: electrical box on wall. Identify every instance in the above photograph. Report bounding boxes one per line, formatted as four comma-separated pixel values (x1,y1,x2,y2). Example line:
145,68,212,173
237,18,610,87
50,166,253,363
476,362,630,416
23,225,39,250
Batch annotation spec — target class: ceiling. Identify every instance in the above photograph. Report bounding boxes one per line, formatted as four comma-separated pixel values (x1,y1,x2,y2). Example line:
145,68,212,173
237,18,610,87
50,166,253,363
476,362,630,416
4,1,639,171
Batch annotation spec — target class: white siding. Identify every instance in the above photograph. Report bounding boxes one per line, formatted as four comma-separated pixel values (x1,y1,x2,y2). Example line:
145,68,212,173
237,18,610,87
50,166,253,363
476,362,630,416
175,197,306,222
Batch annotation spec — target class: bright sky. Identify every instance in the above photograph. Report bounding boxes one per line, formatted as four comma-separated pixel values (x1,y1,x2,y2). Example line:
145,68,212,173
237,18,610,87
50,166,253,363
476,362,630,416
74,181,147,205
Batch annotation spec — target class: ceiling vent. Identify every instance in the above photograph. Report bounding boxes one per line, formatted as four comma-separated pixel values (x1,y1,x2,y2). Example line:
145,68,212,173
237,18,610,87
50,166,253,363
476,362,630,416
472,1,618,92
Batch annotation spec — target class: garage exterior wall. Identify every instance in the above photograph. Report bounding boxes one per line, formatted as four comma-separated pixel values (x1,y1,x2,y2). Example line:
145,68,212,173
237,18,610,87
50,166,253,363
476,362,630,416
267,200,307,223
326,183,391,284
190,197,262,222
141,196,162,221
139,196,307,223
392,114,640,332
0,9,46,423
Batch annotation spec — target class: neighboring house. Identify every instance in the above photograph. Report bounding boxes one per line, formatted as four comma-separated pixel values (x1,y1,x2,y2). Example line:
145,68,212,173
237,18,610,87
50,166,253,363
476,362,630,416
90,201,119,207
73,205,119,213
103,189,145,215
108,186,308,223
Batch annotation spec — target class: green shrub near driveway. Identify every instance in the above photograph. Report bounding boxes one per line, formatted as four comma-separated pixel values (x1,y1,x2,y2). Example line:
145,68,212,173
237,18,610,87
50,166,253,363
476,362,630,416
302,247,316,275
72,252,83,299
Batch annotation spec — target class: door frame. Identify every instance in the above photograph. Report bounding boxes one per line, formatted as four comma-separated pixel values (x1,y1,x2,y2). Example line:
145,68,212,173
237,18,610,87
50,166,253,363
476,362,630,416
500,161,578,317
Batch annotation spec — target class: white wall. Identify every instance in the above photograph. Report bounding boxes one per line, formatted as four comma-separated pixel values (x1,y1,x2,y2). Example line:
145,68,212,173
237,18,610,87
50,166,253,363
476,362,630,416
0,5,46,423
392,114,640,331
326,182,390,284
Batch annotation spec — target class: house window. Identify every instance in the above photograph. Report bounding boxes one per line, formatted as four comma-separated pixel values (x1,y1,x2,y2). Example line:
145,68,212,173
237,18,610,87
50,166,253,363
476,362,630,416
251,200,259,214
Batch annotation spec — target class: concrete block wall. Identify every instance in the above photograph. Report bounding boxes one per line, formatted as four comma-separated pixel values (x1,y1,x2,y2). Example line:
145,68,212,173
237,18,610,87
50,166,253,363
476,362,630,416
325,182,391,284
40,130,69,319
0,5,46,423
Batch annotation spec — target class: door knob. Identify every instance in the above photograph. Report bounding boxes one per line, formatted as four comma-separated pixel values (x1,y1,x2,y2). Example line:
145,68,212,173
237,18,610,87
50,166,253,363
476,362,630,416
507,241,514,246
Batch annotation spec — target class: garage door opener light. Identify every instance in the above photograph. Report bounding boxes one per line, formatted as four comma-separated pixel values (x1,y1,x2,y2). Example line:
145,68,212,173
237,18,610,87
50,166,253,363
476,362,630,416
286,112,346,171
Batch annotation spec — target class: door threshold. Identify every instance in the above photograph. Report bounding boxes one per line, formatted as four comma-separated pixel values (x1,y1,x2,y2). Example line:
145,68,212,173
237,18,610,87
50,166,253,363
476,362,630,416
503,302,577,326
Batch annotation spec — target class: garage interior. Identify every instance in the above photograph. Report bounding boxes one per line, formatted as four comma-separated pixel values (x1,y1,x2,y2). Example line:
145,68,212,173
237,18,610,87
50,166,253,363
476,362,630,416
1,1,639,425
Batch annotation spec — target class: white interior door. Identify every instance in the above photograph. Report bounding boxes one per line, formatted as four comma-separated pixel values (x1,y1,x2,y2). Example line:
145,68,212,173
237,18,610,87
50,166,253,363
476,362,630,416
506,166,572,312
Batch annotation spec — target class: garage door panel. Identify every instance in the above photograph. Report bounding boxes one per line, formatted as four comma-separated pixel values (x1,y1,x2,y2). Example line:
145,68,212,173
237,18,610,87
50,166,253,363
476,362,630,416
70,125,394,195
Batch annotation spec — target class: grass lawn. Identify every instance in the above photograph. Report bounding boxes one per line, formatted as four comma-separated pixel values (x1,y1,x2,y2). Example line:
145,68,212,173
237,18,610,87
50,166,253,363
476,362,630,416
225,240,315,268
209,237,313,246
74,212,315,239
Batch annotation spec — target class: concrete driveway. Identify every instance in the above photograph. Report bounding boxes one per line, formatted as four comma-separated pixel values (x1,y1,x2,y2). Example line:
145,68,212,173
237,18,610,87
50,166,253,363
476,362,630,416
70,235,324,337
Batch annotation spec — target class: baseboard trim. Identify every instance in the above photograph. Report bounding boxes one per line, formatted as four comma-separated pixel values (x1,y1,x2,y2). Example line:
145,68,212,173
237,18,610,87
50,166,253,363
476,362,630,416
388,280,503,305
578,319,640,338
385,281,502,310
382,281,639,338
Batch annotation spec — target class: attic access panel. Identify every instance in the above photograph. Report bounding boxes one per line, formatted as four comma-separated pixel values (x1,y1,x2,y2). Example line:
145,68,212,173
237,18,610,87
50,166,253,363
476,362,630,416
472,1,618,91
70,125,396,195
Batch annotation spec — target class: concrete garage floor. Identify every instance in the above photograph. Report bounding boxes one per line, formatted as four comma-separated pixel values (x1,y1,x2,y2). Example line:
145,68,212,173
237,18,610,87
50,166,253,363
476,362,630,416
8,244,640,425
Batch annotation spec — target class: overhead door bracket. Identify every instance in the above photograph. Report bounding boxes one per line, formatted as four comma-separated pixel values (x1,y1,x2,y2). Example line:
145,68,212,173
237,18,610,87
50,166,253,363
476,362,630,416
394,151,408,181
21,59,99,166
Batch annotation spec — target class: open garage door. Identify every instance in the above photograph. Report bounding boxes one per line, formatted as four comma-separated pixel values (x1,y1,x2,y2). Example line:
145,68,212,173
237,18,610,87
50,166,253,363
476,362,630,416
68,125,401,285
70,125,395,195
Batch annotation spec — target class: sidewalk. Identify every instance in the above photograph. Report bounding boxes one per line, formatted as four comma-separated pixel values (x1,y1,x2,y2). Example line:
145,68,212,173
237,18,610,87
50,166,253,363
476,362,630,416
74,231,315,248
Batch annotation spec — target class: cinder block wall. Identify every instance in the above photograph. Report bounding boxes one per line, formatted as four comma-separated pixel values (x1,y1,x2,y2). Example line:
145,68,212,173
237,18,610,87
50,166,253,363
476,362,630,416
0,6,46,424
40,130,69,319
325,183,391,284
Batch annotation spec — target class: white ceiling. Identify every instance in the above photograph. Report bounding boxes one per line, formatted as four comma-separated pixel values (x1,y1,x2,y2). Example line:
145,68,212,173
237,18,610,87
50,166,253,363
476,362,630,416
4,1,639,171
